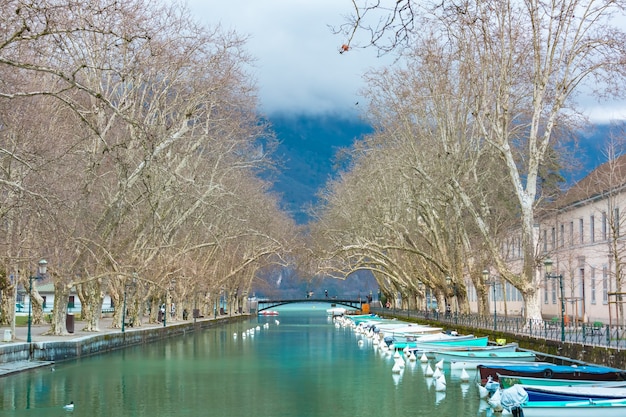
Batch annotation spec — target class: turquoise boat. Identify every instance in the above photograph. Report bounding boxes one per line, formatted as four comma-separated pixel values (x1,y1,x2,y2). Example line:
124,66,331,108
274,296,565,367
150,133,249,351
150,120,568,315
390,335,488,351
435,350,535,363
386,334,479,350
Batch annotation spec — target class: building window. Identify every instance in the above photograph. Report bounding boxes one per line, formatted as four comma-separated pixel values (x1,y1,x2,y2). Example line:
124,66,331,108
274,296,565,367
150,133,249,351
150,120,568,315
579,218,584,244
602,211,607,240
543,229,547,253
551,227,556,249
569,221,574,246
603,265,608,304
552,278,557,304
590,215,595,243
544,276,549,304
590,267,596,305
560,224,565,247
614,207,620,237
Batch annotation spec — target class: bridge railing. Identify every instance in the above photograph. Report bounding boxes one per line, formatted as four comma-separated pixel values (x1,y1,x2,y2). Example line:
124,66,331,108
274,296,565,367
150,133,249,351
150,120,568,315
371,307,626,349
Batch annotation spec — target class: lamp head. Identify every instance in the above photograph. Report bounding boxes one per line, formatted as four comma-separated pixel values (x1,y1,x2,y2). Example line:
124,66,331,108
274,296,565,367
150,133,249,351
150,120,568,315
482,269,489,282
544,258,553,275
38,259,48,276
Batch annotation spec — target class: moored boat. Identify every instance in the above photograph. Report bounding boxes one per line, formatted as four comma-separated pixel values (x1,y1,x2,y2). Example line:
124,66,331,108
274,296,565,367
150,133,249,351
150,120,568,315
435,349,535,364
385,333,478,349
479,363,626,384
522,384,626,402
518,398,626,417
400,335,489,351
499,374,626,388
326,307,346,316
260,310,279,316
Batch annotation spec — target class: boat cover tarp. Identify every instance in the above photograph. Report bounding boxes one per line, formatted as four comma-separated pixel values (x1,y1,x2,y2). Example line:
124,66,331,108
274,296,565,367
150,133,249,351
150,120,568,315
501,385,529,409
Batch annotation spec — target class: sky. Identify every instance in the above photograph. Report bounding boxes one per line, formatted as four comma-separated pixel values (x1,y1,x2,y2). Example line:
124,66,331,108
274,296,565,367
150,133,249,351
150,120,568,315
187,0,626,123
187,0,393,116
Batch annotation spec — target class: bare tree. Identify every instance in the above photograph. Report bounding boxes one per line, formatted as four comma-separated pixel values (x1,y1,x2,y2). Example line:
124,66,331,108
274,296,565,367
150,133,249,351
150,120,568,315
338,0,626,320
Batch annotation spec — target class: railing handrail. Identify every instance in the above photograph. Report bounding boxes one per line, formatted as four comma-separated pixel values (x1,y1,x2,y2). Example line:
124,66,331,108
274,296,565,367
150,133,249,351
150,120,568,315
371,307,625,349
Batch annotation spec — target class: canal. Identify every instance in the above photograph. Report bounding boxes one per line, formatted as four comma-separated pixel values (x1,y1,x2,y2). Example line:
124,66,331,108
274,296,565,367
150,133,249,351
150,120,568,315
1,304,485,417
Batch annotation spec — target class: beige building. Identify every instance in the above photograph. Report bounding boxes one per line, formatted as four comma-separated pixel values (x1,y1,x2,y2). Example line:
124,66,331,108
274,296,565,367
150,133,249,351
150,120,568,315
466,155,626,325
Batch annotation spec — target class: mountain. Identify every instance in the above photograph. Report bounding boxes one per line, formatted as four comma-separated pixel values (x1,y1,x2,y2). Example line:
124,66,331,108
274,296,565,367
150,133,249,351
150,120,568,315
267,113,373,224
252,113,377,298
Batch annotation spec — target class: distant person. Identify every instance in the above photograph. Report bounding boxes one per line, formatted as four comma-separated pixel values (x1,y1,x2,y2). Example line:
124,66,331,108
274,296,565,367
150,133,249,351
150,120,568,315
325,290,328,298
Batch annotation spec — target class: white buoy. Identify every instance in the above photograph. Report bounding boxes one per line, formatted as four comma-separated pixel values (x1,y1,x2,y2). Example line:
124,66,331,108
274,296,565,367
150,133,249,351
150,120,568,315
477,383,489,399
435,374,447,392
433,367,442,379
435,359,444,369
488,388,503,412
460,368,470,382
425,363,434,377
392,360,403,373
233,332,238,339
420,353,429,363
357,339,364,347
256,325,261,331
275,320,280,325
408,351,417,362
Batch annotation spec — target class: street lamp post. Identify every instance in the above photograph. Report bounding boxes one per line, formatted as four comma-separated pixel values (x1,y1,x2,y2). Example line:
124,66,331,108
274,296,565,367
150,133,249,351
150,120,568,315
445,276,458,318
482,270,498,332
122,285,129,333
544,258,566,342
27,259,48,344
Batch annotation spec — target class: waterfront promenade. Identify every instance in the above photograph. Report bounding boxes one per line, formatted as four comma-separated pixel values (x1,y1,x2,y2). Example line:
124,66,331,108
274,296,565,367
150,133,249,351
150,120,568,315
0,314,241,377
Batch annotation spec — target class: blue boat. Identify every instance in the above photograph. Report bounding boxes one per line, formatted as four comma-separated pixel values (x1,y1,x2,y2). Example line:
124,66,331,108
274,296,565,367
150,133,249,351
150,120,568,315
479,363,626,385
523,384,626,402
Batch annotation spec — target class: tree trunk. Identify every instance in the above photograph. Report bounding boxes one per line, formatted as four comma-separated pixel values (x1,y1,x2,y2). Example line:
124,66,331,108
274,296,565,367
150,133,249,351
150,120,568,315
50,281,70,335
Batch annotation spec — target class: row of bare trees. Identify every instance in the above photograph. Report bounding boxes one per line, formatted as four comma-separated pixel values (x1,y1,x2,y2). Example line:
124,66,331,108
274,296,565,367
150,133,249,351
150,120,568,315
310,0,626,320
0,0,298,337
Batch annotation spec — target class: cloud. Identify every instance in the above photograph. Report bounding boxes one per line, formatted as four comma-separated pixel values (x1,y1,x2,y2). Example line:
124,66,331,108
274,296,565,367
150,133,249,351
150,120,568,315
187,1,626,123
187,0,392,115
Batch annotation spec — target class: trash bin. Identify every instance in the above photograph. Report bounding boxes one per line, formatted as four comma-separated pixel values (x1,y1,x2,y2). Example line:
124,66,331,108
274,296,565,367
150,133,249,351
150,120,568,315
158,310,163,322
219,307,225,315
66,314,75,334
3,329,11,342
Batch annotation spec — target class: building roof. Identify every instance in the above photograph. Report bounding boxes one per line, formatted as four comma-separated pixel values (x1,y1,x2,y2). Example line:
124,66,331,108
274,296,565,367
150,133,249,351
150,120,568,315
550,153,626,211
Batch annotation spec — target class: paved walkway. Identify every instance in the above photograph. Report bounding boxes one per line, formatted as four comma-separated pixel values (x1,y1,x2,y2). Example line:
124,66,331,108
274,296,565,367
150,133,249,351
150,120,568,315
0,314,221,377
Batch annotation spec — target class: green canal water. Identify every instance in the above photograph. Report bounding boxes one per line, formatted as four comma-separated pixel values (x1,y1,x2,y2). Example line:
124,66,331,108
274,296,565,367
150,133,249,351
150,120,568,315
1,304,488,417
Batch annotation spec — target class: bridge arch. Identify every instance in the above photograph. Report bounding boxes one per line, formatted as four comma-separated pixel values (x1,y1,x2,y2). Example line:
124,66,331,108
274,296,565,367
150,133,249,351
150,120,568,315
257,298,364,312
